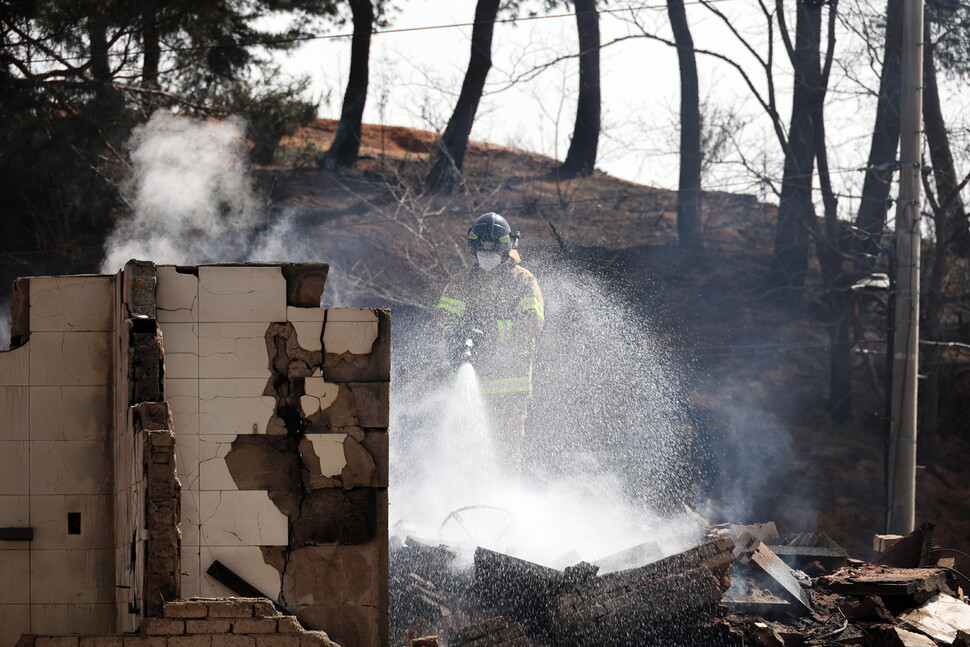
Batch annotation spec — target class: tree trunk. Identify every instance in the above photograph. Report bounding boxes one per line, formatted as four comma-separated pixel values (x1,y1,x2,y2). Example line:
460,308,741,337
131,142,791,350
323,0,374,170
142,1,160,90
769,0,822,299
667,0,702,249
558,0,601,178
813,2,851,422
425,0,501,192
919,22,963,464
854,0,903,276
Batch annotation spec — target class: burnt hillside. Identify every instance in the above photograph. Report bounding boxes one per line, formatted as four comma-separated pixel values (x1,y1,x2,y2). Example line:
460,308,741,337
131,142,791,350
264,119,970,561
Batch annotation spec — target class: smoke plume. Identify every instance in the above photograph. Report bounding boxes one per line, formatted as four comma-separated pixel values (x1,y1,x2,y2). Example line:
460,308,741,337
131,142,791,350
101,113,263,272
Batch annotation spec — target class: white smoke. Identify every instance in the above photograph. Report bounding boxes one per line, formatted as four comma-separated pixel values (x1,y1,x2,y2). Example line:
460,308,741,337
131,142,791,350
101,113,264,272
390,266,707,569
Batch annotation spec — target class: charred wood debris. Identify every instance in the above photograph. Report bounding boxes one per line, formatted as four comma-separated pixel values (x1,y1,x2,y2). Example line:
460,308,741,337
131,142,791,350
390,520,970,647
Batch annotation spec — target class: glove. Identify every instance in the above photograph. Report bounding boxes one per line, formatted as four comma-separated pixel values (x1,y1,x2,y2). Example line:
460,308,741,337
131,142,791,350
446,325,484,368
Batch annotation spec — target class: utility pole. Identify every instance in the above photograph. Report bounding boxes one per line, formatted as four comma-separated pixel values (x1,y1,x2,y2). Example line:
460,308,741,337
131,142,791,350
886,0,923,535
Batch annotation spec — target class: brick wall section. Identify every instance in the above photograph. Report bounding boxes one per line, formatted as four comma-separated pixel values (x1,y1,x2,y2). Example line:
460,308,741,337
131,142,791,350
16,599,341,647
139,403,181,618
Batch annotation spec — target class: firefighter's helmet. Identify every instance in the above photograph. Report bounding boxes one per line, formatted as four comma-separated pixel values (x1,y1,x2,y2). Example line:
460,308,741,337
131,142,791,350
466,212,518,255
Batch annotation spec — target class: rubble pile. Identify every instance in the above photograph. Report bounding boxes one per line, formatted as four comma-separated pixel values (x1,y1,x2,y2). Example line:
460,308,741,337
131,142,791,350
390,522,970,647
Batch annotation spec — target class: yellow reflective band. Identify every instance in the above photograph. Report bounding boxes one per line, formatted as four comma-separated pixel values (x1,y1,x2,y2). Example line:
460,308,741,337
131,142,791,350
440,296,467,308
482,376,532,395
499,234,511,243
437,302,464,315
497,319,505,342
441,324,455,339
483,384,532,394
517,297,545,320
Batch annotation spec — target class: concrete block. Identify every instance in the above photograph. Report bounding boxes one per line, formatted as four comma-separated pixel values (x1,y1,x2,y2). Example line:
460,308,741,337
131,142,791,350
0,495,30,530
322,309,389,383
300,434,347,479
286,307,325,352
0,605,30,647
157,267,199,323
322,309,378,355
0,441,29,494
254,636,300,647
29,276,114,332
122,637,167,647
28,386,111,441
0,549,29,603
198,436,236,491
275,618,303,634
300,377,338,418
0,386,28,438
30,494,113,550
199,324,272,380
168,637,213,647
30,550,114,604
206,599,256,619
199,379,276,436
166,377,200,435
201,546,283,602
163,602,210,619
141,618,185,635
29,332,111,386
181,489,201,547
185,620,232,634
199,491,289,547
0,346,29,387
36,637,79,647
29,441,110,495
79,636,123,647
199,267,286,324
213,637,255,647
231,618,277,634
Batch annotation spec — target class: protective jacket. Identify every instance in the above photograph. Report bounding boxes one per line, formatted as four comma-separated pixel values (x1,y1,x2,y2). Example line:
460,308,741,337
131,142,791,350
435,250,544,396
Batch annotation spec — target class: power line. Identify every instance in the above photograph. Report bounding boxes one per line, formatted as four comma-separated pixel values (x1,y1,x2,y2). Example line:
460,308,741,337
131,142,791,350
15,0,733,66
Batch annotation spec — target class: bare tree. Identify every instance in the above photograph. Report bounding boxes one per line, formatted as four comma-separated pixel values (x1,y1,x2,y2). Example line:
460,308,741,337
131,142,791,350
425,0,501,192
667,0,702,249
558,0,601,178
853,0,902,276
768,0,823,298
323,0,375,169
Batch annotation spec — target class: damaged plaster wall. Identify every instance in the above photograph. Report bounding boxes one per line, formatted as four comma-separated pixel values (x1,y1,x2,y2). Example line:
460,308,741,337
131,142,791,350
0,274,118,646
0,261,389,647
155,263,390,647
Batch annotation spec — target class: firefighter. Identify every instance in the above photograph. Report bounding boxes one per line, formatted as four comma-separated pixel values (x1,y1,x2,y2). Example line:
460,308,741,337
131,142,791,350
435,212,544,478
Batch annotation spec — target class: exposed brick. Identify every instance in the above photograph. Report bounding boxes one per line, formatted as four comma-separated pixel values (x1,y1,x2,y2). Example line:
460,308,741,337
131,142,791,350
209,637,255,647
209,601,255,619
16,637,35,647
254,636,300,647
167,636,213,647
123,637,168,647
231,619,277,635
251,602,281,618
36,638,79,647
163,603,209,619
299,634,338,647
141,619,185,635
274,618,302,634
185,620,232,634
80,637,123,647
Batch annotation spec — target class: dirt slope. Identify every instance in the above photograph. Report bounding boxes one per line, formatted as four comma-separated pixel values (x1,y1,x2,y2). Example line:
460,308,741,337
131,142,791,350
268,119,970,565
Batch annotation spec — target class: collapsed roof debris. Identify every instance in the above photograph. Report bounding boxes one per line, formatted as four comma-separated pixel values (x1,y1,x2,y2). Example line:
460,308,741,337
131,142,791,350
390,522,970,647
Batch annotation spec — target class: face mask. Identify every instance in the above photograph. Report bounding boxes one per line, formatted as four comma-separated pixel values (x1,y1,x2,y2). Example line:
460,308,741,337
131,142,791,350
476,252,503,271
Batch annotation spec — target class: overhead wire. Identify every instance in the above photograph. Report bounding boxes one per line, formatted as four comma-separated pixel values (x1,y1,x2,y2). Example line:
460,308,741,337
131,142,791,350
14,0,736,66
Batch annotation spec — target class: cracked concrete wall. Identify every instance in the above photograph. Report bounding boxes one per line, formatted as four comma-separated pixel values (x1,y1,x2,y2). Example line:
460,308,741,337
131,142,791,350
0,260,388,647
0,273,119,647
156,263,388,647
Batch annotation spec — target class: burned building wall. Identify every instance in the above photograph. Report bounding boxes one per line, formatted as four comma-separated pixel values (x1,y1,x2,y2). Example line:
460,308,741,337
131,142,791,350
0,262,389,647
